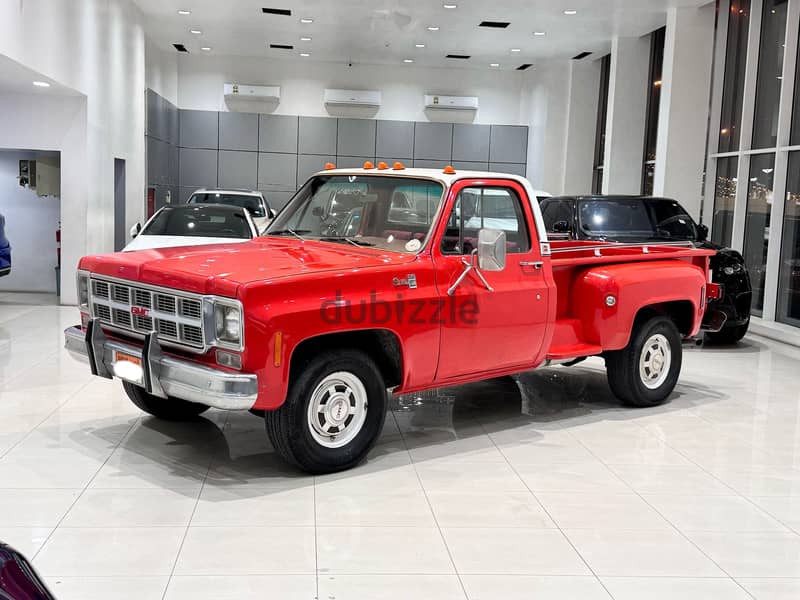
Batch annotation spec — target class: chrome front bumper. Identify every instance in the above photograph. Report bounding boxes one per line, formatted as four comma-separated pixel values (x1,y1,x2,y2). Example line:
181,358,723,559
64,321,258,410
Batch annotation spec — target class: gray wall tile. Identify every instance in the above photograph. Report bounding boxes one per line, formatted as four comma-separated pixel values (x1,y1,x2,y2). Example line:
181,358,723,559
147,137,165,185
337,119,376,157
413,159,448,169
179,148,218,188
259,115,298,154
336,156,375,169
218,150,258,189
219,112,259,151
376,120,414,159
180,110,218,149
299,117,337,155
168,103,180,146
453,124,490,162
145,90,161,140
489,125,528,163
168,145,179,186
179,186,197,204
452,161,489,171
414,122,453,160
298,155,335,186
263,191,295,211
489,162,527,177
258,153,298,190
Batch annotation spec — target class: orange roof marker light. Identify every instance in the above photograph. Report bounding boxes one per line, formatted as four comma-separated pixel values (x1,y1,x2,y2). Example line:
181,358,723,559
377,161,389,170
393,162,406,170
363,161,375,169
443,165,456,174
324,162,336,170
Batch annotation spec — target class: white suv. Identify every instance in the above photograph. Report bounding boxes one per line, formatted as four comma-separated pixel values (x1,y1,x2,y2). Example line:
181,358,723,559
187,189,276,234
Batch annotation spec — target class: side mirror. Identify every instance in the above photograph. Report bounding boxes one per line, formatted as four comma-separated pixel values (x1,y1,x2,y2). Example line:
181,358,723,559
697,223,708,241
129,222,142,238
552,220,571,234
478,229,507,272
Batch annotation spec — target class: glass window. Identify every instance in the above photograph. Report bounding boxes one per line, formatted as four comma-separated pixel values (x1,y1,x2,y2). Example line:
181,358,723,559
441,187,531,255
752,0,788,149
712,156,738,246
742,153,776,315
144,206,253,239
791,33,800,145
719,0,751,153
575,197,697,241
642,27,666,194
188,193,267,217
540,198,575,232
593,54,611,194
778,152,800,325
267,175,444,254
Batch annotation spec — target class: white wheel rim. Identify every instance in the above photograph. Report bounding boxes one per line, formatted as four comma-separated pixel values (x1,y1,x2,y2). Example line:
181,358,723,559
307,371,368,448
639,334,672,390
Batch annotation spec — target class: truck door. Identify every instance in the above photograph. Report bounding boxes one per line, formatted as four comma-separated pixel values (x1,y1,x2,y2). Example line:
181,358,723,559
433,179,551,381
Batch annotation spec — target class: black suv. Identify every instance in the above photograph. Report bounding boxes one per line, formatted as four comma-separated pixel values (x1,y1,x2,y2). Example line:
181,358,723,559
540,195,752,344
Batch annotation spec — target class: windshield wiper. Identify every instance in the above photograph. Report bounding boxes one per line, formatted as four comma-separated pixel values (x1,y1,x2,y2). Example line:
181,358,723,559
267,228,310,240
320,236,376,247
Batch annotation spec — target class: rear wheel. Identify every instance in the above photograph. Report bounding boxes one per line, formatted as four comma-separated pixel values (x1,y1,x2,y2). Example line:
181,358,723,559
606,316,682,408
122,381,209,420
265,349,387,474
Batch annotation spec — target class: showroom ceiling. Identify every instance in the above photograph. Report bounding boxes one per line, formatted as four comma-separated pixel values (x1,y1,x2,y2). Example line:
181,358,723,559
135,0,711,69
0,55,80,96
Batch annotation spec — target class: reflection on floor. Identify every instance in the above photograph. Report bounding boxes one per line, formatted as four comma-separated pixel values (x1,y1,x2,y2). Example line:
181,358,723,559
1,296,800,599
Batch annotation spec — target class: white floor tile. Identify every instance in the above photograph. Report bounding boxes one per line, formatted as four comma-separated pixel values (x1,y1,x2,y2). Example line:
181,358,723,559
192,484,315,526
536,493,671,530
427,490,555,528
644,494,788,532
515,461,630,494
0,489,80,526
49,577,168,600
318,574,465,600
600,576,751,600
750,496,800,531
564,529,725,577
460,575,611,600
608,464,734,495
174,526,316,575
414,461,528,492
315,489,436,527
164,575,316,599
61,488,199,527
0,526,53,557
736,578,800,599
441,528,590,575
686,531,800,578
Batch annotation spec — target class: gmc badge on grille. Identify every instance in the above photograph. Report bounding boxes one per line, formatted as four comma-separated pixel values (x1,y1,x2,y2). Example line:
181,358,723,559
131,306,150,317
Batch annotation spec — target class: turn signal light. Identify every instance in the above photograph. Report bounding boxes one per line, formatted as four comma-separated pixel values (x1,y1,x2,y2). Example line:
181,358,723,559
363,161,375,169
273,331,283,367
377,161,389,170
443,165,456,174
393,162,405,170
216,350,242,370
324,162,336,170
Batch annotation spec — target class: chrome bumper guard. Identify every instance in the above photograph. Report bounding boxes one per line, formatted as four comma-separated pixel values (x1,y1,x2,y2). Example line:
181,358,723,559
64,321,258,410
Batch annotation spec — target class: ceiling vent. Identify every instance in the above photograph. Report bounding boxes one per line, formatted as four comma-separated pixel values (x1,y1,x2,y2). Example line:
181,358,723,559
572,51,592,60
516,63,533,70
424,95,479,110
479,21,510,28
270,44,294,50
224,83,281,102
262,8,291,16
173,43,189,53
446,54,471,60
324,89,382,107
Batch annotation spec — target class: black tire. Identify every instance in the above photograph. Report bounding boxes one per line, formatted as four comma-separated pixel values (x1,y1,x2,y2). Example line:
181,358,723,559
265,349,387,474
605,316,682,408
122,381,209,420
706,318,749,344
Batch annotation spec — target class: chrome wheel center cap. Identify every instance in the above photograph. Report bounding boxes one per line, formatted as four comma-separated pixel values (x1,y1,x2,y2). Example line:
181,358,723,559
651,353,664,373
326,395,349,426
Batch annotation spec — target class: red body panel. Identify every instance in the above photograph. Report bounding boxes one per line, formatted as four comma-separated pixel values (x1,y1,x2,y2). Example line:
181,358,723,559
76,176,715,411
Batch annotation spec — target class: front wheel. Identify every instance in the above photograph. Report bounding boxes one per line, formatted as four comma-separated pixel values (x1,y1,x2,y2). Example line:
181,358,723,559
605,316,682,408
264,349,388,474
122,381,209,420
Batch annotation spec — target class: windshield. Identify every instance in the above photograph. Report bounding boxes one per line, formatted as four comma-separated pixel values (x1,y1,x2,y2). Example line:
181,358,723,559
267,175,445,253
143,206,253,239
578,198,698,241
188,193,267,218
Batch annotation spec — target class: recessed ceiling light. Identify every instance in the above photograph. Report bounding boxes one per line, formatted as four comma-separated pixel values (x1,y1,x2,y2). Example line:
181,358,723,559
300,17,313,23
201,46,211,51
511,48,521,52
300,36,312,41
300,52,310,57
490,63,500,67
427,26,440,31
403,58,414,63
443,3,457,8
533,31,546,36
415,43,426,48
564,9,577,15
32,81,50,87
177,9,191,15
190,28,202,34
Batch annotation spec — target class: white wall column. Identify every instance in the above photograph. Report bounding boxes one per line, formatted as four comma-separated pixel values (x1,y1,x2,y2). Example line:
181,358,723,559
653,4,716,219
561,60,602,195
602,35,650,194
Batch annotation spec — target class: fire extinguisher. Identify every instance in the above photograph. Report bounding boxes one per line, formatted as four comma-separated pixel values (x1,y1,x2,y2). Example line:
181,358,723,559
56,223,61,266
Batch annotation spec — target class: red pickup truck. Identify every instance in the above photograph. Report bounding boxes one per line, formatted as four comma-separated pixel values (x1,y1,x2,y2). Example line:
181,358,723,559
65,166,717,473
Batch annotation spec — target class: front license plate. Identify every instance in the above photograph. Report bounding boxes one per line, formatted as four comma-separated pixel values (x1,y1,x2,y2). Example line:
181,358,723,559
113,351,144,385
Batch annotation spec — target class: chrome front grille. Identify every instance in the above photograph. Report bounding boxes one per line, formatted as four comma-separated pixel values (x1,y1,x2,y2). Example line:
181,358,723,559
89,276,206,350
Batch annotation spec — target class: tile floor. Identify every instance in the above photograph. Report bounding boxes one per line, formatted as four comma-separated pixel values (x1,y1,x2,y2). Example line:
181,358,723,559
1,293,800,599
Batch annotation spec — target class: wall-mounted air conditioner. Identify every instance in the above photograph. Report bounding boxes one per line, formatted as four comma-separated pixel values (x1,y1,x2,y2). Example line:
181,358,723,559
424,94,479,110
224,83,281,102
324,88,382,107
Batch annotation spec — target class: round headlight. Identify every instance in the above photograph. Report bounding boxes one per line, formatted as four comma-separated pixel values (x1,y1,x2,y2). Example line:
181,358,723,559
723,266,735,275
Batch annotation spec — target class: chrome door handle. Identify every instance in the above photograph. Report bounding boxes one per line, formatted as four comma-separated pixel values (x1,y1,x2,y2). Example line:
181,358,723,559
520,261,543,269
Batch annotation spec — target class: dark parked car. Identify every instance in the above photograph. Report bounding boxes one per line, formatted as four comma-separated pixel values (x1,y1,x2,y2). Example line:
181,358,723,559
0,541,56,599
539,195,752,343
0,214,10,277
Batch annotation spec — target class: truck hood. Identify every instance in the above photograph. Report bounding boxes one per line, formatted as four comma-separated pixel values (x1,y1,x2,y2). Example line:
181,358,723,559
79,237,417,296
